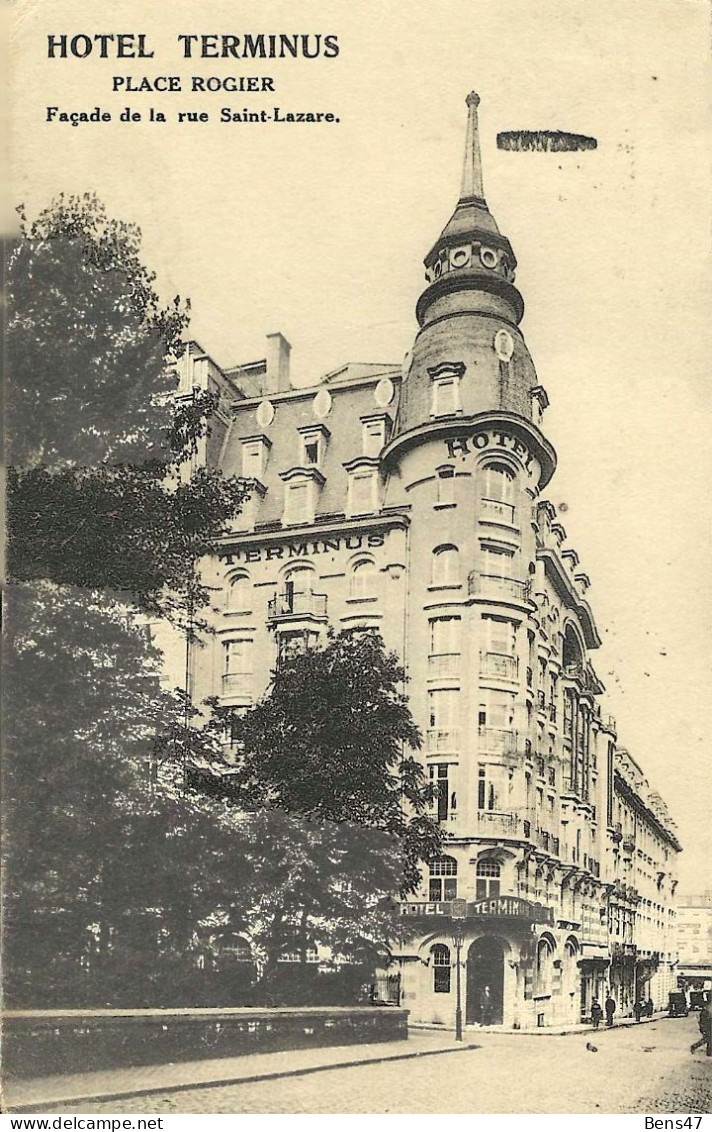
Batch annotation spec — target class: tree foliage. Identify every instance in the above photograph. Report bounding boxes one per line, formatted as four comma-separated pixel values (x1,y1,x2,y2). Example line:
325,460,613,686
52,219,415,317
3,194,249,1005
7,464,246,620
6,192,247,620
8,193,186,467
189,631,442,897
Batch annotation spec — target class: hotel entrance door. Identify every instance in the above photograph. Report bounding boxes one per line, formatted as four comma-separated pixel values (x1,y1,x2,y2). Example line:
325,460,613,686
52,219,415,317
466,936,504,1025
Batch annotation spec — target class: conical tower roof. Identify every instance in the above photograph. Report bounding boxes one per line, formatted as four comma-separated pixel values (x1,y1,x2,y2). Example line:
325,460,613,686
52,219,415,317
438,91,501,242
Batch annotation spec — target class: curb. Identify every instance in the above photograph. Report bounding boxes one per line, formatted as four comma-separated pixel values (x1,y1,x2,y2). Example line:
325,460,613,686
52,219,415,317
410,1012,669,1038
6,1042,481,1113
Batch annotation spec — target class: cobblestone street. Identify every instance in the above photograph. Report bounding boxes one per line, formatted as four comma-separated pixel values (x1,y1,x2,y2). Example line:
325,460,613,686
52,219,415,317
59,1014,712,1114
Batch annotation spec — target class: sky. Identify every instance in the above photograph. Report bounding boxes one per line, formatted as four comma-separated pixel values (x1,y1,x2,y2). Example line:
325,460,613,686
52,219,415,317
10,0,712,891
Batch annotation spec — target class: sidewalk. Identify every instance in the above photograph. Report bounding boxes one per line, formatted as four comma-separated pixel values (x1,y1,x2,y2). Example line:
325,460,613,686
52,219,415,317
411,1010,669,1037
3,1031,481,1113
3,1012,669,1112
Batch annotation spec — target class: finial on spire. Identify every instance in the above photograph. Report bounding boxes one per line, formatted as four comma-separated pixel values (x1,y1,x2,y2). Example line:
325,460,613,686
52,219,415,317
460,90,485,204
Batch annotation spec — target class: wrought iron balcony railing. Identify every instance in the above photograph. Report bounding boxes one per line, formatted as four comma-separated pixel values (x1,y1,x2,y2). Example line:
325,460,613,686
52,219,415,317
477,810,521,836
267,590,328,620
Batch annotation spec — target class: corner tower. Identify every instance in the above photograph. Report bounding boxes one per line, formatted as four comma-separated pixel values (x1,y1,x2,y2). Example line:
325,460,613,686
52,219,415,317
389,91,555,486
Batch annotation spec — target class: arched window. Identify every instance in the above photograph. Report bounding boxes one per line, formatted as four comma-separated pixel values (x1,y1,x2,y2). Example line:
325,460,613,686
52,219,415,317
281,565,315,614
350,559,377,600
536,936,555,996
217,933,253,963
431,544,460,587
432,944,452,993
481,462,516,523
429,855,458,902
483,462,515,502
227,573,251,612
476,859,501,899
562,624,584,675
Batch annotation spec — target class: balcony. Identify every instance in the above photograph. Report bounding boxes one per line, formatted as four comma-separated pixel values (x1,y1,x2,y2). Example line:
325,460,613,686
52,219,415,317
480,652,518,681
477,810,521,837
469,573,530,603
221,673,253,695
267,590,327,621
427,728,460,753
428,653,460,680
622,836,636,854
478,726,516,755
480,498,516,525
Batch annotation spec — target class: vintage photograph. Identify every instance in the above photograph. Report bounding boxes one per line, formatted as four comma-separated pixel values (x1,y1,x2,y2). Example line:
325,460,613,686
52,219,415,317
4,0,711,1117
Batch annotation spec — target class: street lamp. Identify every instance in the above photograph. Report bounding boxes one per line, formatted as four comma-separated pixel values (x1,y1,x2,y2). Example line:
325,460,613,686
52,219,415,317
451,897,467,1042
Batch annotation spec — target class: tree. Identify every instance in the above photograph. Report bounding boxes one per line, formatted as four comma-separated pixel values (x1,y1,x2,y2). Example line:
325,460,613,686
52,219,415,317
210,810,405,1004
6,193,247,621
3,194,248,1005
7,193,185,468
186,631,443,998
193,631,442,893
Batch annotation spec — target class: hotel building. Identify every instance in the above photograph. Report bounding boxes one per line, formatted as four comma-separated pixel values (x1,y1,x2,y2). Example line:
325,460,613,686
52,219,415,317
176,93,681,1028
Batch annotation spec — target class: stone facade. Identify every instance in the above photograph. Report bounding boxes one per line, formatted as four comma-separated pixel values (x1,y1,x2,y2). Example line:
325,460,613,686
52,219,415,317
676,893,712,995
172,93,681,1028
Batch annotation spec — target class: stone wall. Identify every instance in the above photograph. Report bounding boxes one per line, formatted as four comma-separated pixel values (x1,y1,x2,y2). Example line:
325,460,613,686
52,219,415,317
4,1007,408,1079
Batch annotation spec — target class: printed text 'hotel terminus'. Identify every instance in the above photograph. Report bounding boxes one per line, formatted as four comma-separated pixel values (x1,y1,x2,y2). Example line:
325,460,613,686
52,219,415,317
165,93,681,1030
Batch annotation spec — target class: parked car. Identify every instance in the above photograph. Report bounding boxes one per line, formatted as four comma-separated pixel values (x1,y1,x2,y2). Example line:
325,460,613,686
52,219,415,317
689,990,707,1011
667,991,689,1017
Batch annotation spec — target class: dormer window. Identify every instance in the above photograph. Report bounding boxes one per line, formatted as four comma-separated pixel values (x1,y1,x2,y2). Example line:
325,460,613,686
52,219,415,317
297,424,330,469
240,434,271,480
344,457,380,518
360,413,390,457
428,362,465,418
349,471,377,516
280,466,325,526
285,481,310,524
433,377,458,416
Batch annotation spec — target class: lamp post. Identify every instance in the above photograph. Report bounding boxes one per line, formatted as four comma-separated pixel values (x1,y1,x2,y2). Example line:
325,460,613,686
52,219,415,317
451,897,467,1042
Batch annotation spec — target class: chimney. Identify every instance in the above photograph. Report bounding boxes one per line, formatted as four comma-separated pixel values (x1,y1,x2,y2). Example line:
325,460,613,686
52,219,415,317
265,332,292,393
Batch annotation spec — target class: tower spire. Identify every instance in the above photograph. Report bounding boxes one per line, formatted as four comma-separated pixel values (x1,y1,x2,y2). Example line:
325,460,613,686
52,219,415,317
460,91,485,204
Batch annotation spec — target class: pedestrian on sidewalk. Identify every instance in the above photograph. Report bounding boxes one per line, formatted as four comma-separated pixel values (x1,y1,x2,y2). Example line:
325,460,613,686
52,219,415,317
605,993,616,1028
634,999,644,1023
590,999,603,1029
645,997,654,1018
694,1000,712,1056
